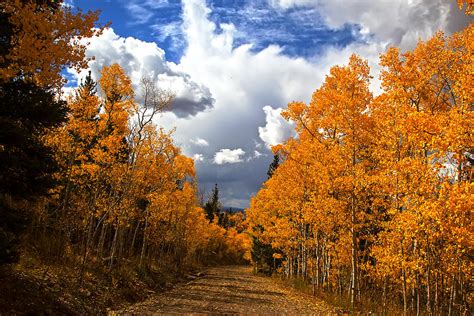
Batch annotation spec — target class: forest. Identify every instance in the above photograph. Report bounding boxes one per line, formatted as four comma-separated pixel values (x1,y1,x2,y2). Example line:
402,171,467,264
0,0,472,315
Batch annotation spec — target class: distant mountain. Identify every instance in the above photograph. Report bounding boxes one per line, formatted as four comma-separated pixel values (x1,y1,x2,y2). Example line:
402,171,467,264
221,206,245,214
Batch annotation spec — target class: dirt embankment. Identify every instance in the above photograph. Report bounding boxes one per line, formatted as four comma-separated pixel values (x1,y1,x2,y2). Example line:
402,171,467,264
0,261,193,315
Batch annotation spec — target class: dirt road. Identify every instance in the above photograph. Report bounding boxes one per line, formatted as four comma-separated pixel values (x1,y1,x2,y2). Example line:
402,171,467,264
116,266,336,315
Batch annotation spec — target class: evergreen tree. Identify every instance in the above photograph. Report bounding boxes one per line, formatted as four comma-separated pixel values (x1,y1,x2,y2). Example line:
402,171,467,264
219,212,229,228
267,154,279,179
0,0,98,263
251,155,282,274
251,235,275,275
204,183,221,222
0,81,67,263
78,71,98,99
0,81,67,198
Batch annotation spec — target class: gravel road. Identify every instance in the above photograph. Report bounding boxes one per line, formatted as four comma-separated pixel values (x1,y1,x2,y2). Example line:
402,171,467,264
116,265,337,315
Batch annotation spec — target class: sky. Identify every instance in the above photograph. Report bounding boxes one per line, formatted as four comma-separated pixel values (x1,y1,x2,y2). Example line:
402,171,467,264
65,0,471,208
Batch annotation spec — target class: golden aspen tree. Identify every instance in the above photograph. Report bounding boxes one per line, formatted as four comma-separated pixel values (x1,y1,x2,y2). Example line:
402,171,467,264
286,54,374,305
0,0,103,89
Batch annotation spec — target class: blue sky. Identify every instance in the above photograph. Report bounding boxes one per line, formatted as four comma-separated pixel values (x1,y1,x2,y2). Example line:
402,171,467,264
75,0,361,62
67,0,471,208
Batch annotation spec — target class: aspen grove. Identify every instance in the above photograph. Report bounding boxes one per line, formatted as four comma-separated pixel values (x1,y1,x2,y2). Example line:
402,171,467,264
246,25,473,315
43,64,250,274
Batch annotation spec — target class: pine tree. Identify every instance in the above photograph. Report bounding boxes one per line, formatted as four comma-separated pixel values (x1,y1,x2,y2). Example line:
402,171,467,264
0,0,99,263
267,154,279,179
250,155,283,275
204,183,221,222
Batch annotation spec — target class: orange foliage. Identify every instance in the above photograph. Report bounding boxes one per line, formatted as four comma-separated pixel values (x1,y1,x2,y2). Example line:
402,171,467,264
0,0,104,89
246,25,473,313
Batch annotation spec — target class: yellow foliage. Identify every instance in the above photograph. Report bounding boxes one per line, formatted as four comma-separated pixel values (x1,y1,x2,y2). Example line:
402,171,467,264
246,25,473,307
0,0,103,89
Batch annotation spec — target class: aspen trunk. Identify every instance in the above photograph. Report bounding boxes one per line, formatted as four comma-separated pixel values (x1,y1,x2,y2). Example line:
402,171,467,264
140,210,149,268
426,266,431,315
78,216,93,285
312,249,316,296
402,268,408,315
297,242,301,279
348,271,352,299
316,237,320,290
327,251,331,292
382,275,387,314
98,223,107,258
109,224,119,270
416,273,420,316
434,273,438,314
350,199,358,308
458,262,464,314
350,144,358,308
130,221,140,256
448,275,455,316
400,238,408,316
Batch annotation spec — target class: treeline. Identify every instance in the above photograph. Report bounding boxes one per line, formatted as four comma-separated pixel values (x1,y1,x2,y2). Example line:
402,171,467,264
246,25,473,315
0,0,249,280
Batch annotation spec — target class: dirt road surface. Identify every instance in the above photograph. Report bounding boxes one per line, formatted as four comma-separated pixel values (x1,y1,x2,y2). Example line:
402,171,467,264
116,266,336,315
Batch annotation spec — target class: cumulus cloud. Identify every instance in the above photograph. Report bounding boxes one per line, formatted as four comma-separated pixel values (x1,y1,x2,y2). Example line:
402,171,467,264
155,0,432,207
214,149,246,164
269,0,471,50
191,137,209,146
69,28,214,118
258,106,295,148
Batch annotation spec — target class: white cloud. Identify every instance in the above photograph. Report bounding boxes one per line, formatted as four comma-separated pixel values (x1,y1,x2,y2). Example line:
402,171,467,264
68,27,214,117
125,0,170,25
246,150,265,162
193,153,204,162
125,3,154,25
214,148,246,165
258,106,296,149
254,139,263,149
191,137,209,146
152,0,390,207
62,0,74,8
254,150,263,158
268,0,470,50
166,0,357,151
